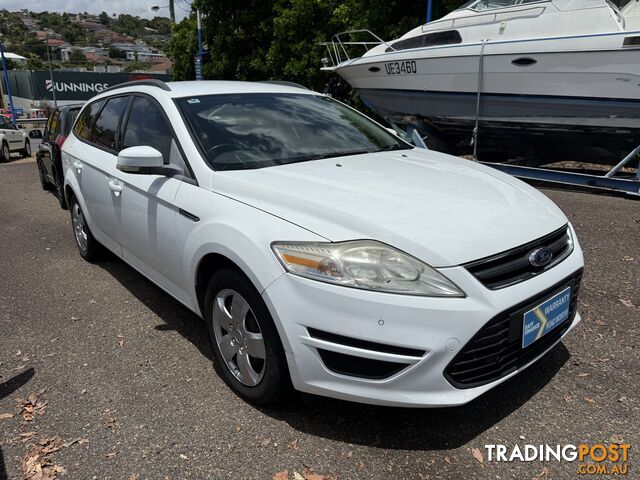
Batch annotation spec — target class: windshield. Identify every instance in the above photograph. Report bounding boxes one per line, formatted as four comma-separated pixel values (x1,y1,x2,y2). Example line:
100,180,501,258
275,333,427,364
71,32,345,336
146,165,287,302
458,0,547,11
176,93,410,171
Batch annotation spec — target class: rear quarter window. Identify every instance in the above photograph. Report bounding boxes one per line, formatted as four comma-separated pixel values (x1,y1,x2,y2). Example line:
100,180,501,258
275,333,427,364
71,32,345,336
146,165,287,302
73,100,105,141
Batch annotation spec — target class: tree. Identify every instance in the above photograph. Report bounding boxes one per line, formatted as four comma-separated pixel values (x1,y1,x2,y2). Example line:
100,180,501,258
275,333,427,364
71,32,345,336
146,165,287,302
168,16,197,80
170,0,467,87
25,55,44,70
99,11,110,25
108,46,126,59
69,48,86,63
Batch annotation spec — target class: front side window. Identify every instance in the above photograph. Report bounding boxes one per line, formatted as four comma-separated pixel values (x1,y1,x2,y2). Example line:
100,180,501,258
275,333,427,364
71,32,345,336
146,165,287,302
73,100,104,141
122,96,173,162
176,93,409,171
90,97,129,151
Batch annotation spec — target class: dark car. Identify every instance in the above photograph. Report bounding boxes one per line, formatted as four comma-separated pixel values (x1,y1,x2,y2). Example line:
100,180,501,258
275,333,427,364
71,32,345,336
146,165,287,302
36,104,83,208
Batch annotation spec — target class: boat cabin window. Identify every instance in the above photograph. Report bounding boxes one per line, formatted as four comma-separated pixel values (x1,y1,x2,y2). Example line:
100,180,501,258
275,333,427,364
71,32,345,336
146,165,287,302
386,30,462,52
460,0,548,11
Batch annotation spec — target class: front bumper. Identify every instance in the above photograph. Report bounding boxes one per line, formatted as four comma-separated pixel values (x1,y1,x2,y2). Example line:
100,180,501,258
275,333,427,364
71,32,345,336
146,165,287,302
261,240,584,407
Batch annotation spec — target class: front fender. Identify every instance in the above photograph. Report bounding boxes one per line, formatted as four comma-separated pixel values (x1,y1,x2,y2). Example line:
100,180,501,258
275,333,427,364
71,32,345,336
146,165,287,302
174,184,324,317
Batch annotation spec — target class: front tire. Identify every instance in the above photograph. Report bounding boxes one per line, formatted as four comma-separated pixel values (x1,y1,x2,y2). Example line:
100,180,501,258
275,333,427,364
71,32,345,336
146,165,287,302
69,195,100,261
21,139,31,158
204,268,292,405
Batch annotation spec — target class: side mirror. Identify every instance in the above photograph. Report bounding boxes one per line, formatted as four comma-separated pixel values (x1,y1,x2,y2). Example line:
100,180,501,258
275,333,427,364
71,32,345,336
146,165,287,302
117,146,166,174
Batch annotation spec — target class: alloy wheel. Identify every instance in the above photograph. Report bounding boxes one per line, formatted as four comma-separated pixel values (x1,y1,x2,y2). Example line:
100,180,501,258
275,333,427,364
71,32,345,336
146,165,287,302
71,203,88,252
212,289,266,387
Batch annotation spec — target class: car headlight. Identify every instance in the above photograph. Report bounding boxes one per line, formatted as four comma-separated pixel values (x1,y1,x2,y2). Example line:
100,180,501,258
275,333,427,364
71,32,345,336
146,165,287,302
271,240,464,297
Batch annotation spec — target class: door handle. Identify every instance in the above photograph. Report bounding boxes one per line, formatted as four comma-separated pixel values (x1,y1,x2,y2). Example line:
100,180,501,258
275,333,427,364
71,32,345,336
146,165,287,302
108,179,122,197
73,161,82,174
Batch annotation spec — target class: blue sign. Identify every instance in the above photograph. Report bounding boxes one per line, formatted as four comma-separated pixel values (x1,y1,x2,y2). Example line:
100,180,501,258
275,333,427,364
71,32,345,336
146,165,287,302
522,287,571,348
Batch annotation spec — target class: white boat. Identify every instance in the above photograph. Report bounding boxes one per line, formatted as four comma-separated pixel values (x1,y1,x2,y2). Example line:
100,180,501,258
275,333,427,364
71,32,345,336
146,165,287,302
322,0,640,160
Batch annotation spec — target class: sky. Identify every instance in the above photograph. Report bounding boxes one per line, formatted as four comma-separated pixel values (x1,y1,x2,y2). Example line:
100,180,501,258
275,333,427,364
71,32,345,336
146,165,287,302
1,0,191,21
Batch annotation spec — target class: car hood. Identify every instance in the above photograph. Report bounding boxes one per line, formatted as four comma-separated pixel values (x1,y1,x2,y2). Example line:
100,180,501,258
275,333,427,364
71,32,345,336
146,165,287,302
209,149,567,267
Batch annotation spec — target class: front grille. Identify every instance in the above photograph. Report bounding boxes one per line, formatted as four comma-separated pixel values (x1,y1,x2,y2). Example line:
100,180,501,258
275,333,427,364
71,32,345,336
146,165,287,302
444,269,583,389
464,225,573,290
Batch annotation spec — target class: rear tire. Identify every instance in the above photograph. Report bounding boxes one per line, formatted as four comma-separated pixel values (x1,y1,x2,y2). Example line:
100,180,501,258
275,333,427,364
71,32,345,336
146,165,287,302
37,159,53,191
53,168,67,209
69,194,100,261
0,141,9,163
204,268,292,405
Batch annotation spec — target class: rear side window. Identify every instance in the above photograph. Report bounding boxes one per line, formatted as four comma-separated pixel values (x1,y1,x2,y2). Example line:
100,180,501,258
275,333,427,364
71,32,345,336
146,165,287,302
73,100,104,141
90,97,129,151
122,96,172,162
60,108,81,136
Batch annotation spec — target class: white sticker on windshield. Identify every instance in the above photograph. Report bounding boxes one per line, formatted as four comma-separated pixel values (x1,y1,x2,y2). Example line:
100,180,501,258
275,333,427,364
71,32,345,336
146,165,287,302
187,98,200,104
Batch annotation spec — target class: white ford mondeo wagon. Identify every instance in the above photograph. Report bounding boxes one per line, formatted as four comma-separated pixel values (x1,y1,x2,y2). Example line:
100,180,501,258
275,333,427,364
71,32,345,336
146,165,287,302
62,80,584,407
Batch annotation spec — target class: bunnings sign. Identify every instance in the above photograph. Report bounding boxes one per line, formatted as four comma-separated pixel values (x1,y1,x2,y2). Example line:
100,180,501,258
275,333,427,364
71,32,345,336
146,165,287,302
8,71,171,102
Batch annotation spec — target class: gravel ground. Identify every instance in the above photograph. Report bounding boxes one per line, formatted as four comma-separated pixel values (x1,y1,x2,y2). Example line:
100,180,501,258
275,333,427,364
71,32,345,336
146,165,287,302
0,157,638,480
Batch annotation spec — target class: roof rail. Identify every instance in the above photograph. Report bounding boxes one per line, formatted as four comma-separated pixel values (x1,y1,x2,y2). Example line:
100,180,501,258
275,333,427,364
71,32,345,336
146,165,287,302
260,80,309,90
101,79,171,94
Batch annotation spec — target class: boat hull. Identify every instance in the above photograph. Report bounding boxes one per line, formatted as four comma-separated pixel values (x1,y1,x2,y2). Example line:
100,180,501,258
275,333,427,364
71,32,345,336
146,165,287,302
333,36,640,160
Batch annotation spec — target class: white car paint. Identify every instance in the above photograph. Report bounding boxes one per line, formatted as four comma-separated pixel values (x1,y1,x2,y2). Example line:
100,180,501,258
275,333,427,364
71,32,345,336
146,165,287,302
0,116,29,159
62,80,584,407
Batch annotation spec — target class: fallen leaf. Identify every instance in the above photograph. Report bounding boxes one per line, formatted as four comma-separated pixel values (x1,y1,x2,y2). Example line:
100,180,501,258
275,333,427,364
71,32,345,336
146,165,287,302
117,335,125,348
62,437,88,448
129,475,140,480
443,455,450,464
610,434,624,444
302,470,328,480
293,472,305,480
20,437,66,480
622,256,634,262
563,393,573,403
272,471,288,480
531,467,549,479
288,438,300,451
578,373,590,378
346,451,353,459
261,437,272,447
470,447,484,464
103,416,117,429
179,453,189,459
235,425,241,432
106,451,118,458
584,397,596,404
618,298,639,310
16,390,48,422
0,413,14,420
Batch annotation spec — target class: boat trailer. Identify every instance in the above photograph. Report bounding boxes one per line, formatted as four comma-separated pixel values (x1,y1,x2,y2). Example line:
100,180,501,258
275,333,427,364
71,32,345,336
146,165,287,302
479,150,640,198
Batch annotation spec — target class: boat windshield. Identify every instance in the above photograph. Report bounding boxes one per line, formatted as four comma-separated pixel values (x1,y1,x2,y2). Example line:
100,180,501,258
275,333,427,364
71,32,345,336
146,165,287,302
458,0,548,11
